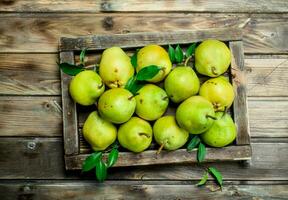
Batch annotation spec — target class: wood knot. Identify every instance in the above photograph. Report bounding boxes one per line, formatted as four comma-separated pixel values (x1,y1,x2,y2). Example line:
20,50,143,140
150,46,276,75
27,141,36,150
101,1,112,11
102,17,114,31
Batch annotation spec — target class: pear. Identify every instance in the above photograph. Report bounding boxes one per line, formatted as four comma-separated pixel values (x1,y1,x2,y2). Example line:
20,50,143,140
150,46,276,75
99,47,134,88
195,40,231,77
199,76,235,111
176,96,215,134
69,70,104,106
137,44,172,83
135,84,169,121
98,88,136,124
118,117,153,153
201,112,237,147
164,66,200,103
83,111,117,151
153,116,189,151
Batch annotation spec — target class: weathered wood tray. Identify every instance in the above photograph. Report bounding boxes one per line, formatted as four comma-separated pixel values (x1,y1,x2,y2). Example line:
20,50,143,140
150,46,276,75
59,27,252,170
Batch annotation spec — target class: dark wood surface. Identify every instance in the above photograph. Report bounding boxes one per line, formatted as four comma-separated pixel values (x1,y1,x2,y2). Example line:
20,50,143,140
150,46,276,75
0,1,287,199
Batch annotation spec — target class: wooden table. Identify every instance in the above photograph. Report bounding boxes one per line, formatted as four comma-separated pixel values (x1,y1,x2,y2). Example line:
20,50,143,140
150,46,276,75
0,1,287,199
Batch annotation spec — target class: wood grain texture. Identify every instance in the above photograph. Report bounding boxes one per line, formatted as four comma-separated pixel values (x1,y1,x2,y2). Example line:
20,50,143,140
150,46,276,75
0,0,287,13
60,27,242,51
0,14,287,53
1,54,287,97
0,96,62,137
60,51,79,156
0,181,287,200
0,138,287,180
65,145,252,169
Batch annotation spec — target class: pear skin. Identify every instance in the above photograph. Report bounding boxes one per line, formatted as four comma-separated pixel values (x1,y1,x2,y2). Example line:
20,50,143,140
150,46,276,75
135,84,169,121
137,44,172,83
98,88,136,124
199,76,235,111
83,111,117,151
195,40,231,77
69,70,104,106
164,66,200,103
201,112,237,147
118,117,153,153
153,116,189,150
99,47,134,88
176,96,215,134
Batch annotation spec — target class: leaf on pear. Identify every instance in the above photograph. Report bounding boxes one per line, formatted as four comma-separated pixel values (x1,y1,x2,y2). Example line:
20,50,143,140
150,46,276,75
196,171,209,186
131,49,138,68
125,76,145,95
168,45,176,63
82,151,102,172
80,48,88,65
197,143,206,162
187,135,201,152
136,65,161,81
58,62,84,76
175,44,184,63
95,158,107,182
186,43,197,58
208,167,223,188
107,148,119,168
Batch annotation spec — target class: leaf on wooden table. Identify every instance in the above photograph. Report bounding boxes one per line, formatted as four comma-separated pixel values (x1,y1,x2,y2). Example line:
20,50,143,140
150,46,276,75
187,135,201,152
82,152,102,172
175,45,184,63
57,62,84,76
186,43,197,58
168,45,176,63
95,159,107,182
196,171,209,186
107,148,119,168
197,143,206,162
208,167,223,188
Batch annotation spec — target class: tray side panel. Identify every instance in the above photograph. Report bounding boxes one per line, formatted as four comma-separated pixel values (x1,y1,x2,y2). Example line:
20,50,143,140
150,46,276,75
230,41,251,145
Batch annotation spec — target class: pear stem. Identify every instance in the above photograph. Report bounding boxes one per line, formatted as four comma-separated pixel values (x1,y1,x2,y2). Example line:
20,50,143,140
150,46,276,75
139,132,151,138
128,93,139,101
162,96,169,101
206,114,217,120
98,82,104,89
211,66,218,76
156,143,165,155
184,56,192,67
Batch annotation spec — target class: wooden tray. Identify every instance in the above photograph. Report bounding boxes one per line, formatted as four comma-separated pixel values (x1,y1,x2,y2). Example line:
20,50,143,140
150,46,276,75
59,27,252,170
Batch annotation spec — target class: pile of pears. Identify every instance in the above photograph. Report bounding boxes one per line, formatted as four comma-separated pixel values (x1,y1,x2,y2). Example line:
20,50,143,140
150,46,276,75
69,40,237,154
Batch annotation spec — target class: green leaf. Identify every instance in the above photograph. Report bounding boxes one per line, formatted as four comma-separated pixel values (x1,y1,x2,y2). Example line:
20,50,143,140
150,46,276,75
208,167,223,188
197,143,206,162
58,62,84,76
136,65,161,81
131,50,138,68
82,152,102,172
196,171,209,186
95,158,107,182
107,148,119,167
125,76,145,95
187,135,201,152
175,45,184,63
168,45,175,63
186,43,197,58
80,48,88,65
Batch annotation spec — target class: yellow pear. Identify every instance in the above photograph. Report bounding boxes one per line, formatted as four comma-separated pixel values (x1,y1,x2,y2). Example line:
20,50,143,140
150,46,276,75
137,44,172,82
99,47,134,88
83,111,117,151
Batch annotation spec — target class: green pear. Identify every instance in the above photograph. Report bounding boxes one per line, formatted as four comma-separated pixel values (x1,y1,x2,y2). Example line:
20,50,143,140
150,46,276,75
99,47,134,88
153,116,189,151
137,44,172,83
195,40,231,77
83,111,117,151
118,117,153,153
98,88,136,124
164,66,200,103
201,112,237,147
199,76,235,111
135,84,169,121
176,96,215,134
69,70,104,106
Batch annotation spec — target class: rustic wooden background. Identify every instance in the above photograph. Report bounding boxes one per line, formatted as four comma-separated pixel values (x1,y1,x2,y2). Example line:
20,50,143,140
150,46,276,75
0,1,287,199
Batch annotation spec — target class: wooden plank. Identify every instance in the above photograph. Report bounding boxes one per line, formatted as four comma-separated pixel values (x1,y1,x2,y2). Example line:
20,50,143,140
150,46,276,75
1,54,287,96
0,138,287,180
0,0,287,13
0,181,288,200
59,27,242,51
60,51,79,156
230,41,250,145
0,53,60,95
65,145,252,169
0,13,287,53
0,96,62,137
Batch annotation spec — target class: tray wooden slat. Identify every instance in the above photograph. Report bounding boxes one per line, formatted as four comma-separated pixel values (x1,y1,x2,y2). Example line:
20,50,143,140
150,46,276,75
59,27,242,51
